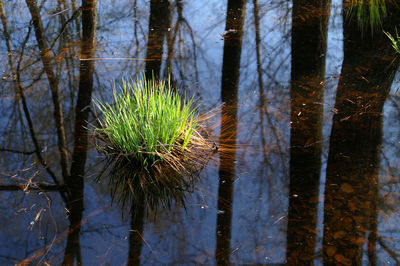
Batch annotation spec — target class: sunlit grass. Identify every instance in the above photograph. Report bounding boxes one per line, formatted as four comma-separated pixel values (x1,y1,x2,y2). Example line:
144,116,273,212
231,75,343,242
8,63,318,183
385,29,400,54
92,75,214,211
346,0,387,32
93,75,198,168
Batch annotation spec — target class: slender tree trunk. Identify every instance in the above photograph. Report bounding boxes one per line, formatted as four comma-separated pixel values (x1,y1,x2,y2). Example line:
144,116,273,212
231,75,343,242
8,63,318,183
71,0,81,40
215,1,246,265
62,0,97,265
164,0,175,79
25,0,70,180
367,180,378,266
1,0,67,201
286,0,331,264
133,0,140,74
144,0,170,79
127,199,145,266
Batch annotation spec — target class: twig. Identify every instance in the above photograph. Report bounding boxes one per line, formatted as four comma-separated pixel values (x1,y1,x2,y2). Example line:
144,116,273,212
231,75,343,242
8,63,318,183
1,0,68,203
377,235,400,264
0,184,65,191
0,148,36,155
48,6,82,51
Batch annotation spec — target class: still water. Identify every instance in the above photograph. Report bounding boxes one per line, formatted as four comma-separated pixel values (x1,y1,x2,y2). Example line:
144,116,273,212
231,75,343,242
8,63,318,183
0,0,399,265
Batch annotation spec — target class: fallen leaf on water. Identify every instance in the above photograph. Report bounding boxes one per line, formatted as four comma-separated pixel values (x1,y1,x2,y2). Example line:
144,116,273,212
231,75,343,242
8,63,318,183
340,183,354,193
334,254,352,265
326,246,337,257
333,230,347,239
348,200,356,211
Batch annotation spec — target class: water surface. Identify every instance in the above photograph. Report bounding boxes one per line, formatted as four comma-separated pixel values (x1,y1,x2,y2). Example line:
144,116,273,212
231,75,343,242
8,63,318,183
0,0,399,265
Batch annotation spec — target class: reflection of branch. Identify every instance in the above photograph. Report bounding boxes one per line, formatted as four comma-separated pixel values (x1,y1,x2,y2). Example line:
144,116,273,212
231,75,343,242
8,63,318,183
25,0,70,180
166,1,200,88
0,184,63,191
133,0,140,73
20,208,103,265
0,148,35,155
71,0,81,39
48,6,82,51
164,0,175,83
0,0,68,204
253,0,286,173
181,18,200,86
0,254,19,264
377,235,400,264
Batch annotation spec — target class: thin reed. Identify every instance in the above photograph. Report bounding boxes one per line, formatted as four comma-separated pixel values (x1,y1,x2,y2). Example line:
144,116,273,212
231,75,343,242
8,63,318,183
385,29,400,54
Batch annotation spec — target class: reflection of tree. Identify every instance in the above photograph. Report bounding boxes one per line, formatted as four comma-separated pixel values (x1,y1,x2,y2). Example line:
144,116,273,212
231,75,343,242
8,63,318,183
25,0,70,180
322,3,400,264
1,0,97,263
0,1,67,198
143,0,199,88
286,0,330,264
144,0,170,79
215,0,246,265
128,198,145,266
62,0,97,264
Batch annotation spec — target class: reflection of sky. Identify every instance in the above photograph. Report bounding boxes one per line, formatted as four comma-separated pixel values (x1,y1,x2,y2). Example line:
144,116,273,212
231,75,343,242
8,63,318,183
0,0,399,264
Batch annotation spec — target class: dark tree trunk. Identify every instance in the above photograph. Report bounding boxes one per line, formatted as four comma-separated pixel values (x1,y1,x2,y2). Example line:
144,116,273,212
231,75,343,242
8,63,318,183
215,1,246,265
322,2,400,264
144,0,170,80
127,199,145,266
62,0,97,265
286,0,331,264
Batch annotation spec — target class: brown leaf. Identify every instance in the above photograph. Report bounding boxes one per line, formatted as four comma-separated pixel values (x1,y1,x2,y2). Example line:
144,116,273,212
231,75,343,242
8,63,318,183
340,183,354,193
334,254,352,265
326,246,337,257
333,230,347,239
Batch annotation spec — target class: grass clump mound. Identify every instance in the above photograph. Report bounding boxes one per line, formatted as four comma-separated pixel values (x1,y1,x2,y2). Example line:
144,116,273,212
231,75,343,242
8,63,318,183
93,75,212,210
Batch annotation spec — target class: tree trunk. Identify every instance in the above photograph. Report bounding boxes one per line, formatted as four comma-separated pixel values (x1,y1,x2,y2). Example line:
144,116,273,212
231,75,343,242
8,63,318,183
322,2,400,264
144,0,170,80
215,1,246,265
62,0,97,264
286,0,331,264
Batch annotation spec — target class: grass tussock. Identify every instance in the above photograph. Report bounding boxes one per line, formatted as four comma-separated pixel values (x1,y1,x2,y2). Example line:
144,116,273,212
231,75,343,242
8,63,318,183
346,0,387,32
92,75,214,211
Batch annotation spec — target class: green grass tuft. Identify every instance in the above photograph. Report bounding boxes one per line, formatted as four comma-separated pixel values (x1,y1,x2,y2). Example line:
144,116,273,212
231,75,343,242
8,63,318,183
92,75,214,211
346,0,388,33
93,75,198,167
385,29,400,54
